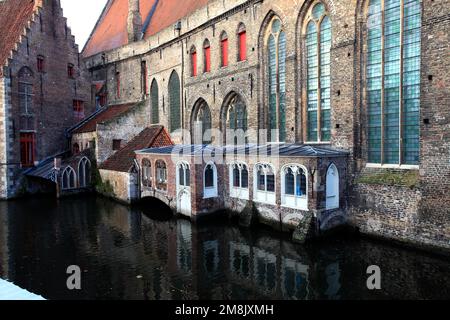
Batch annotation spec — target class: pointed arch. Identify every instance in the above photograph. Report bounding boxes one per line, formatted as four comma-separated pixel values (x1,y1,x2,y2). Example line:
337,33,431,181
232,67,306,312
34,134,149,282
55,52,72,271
220,31,229,67
326,163,339,210
191,98,212,145
62,166,76,190
150,79,159,124
168,71,182,133
78,157,91,188
203,39,211,73
220,91,248,145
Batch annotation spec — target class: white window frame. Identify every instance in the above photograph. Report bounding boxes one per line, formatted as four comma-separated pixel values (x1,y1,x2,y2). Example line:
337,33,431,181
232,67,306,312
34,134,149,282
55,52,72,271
203,162,218,199
78,157,91,188
281,164,308,210
61,166,76,190
176,161,191,189
142,159,152,188
253,163,276,204
229,161,249,200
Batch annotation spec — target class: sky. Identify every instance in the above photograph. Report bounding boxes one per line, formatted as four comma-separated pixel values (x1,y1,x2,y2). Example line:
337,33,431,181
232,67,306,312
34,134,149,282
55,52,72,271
60,0,108,49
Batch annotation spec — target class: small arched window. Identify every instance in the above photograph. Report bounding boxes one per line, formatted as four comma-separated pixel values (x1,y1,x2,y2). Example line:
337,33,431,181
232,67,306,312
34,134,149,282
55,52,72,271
62,166,76,190
72,143,80,155
78,157,91,188
203,39,211,73
254,163,276,204
190,46,197,76
237,23,247,61
229,162,249,199
155,160,167,191
142,159,152,188
169,71,182,132
203,162,218,198
177,162,190,187
150,79,159,124
220,32,229,67
281,165,308,209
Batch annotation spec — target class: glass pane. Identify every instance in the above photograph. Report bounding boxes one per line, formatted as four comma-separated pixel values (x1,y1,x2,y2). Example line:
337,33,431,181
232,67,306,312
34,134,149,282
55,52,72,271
268,35,277,133
233,166,240,188
278,31,287,142
320,16,331,141
205,165,214,188
307,21,318,141
267,174,275,192
241,167,249,188
297,171,307,196
258,169,265,191
285,169,295,195
151,81,159,124
169,72,181,132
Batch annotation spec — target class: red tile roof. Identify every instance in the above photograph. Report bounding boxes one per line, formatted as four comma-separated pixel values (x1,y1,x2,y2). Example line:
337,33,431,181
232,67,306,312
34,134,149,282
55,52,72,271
73,103,135,134
83,0,209,57
99,126,174,172
0,0,42,73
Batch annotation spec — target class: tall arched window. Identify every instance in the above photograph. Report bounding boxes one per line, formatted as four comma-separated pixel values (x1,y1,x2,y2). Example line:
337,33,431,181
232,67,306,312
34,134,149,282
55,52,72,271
192,99,212,145
169,71,181,133
142,159,152,188
150,79,159,124
223,92,248,145
203,39,211,73
78,157,91,188
266,17,286,142
177,162,190,187
61,166,76,190
237,23,247,61
305,2,331,142
190,46,197,76
220,32,229,67
229,162,249,199
366,0,421,165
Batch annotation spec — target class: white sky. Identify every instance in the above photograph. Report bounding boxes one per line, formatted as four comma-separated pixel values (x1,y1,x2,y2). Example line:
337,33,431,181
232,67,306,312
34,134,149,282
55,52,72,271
60,0,108,49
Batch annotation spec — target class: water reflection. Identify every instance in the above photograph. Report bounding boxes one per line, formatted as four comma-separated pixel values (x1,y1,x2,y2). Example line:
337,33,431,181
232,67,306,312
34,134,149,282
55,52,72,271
0,196,449,300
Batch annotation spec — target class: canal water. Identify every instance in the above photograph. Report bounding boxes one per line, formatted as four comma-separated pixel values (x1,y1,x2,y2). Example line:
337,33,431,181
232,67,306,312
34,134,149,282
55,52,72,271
0,195,449,300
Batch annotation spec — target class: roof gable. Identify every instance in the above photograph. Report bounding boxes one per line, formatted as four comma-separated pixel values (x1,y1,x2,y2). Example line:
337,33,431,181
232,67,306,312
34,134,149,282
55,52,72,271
0,0,42,71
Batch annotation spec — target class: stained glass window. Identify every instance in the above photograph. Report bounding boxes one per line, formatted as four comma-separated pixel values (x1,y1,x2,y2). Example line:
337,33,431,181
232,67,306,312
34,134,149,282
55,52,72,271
306,2,331,142
151,80,159,124
367,0,421,165
169,71,181,132
267,18,286,142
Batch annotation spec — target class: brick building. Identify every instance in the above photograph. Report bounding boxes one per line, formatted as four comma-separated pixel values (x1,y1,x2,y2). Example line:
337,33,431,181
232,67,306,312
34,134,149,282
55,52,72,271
76,0,450,249
0,0,94,198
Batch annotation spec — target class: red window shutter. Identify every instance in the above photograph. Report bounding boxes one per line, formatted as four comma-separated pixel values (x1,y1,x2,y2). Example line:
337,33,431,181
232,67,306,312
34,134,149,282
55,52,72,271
205,46,211,72
192,51,197,76
20,133,35,167
221,39,228,67
73,100,85,120
239,31,247,61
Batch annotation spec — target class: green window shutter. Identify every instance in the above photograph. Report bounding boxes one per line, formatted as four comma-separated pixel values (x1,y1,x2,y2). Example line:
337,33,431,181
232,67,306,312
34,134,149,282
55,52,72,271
151,80,159,124
169,72,181,132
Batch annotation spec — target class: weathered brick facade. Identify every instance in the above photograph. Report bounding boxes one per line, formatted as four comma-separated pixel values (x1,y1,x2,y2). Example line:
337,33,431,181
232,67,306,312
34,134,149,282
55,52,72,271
0,0,94,198
81,0,450,251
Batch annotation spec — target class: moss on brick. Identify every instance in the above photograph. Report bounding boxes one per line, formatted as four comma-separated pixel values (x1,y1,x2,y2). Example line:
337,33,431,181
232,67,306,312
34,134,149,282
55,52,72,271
357,170,419,188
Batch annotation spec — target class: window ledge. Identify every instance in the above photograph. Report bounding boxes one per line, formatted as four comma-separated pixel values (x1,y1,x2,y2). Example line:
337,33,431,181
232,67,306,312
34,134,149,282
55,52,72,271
281,204,309,211
366,163,419,170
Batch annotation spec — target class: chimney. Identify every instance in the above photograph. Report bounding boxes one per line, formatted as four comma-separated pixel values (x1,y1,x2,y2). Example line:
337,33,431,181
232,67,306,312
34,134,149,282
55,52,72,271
127,0,143,43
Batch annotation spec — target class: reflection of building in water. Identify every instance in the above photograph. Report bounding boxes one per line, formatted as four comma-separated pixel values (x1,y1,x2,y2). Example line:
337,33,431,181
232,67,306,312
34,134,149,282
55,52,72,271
177,220,193,274
281,258,309,300
229,242,251,280
203,240,220,275
253,248,277,294
324,262,341,299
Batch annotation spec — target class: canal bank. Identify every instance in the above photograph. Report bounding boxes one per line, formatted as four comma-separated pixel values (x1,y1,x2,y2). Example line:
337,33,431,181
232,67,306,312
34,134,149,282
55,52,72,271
0,195,449,300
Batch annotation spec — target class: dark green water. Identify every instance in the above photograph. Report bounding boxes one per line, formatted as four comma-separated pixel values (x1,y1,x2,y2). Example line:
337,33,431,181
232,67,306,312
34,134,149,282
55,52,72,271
0,196,449,300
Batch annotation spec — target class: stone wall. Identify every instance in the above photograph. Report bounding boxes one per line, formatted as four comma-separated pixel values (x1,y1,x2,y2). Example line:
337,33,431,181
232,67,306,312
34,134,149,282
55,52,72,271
98,169,132,203
0,0,94,198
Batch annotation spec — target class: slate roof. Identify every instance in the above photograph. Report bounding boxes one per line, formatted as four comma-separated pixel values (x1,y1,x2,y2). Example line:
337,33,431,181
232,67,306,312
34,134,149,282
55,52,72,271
136,143,349,158
71,103,135,134
99,126,173,172
83,0,209,57
0,0,42,72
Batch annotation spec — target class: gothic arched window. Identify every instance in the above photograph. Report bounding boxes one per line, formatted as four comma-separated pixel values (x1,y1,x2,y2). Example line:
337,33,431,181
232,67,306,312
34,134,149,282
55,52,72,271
169,71,181,133
305,2,331,142
366,0,421,165
192,100,212,145
151,79,159,124
266,17,286,142
223,93,248,145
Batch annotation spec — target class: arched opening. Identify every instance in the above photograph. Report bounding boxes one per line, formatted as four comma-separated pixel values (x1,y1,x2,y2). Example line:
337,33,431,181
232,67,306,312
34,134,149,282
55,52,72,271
190,46,197,76
203,162,218,198
72,143,80,155
221,92,248,146
237,23,247,61
326,163,339,210
78,157,91,188
203,39,211,73
220,31,229,67
142,158,152,188
281,164,308,210
229,161,249,199
177,161,191,217
61,166,76,190
263,16,286,142
191,99,212,145
254,163,276,204
150,79,159,124
155,160,168,191
137,197,174,221
168,71,182,133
